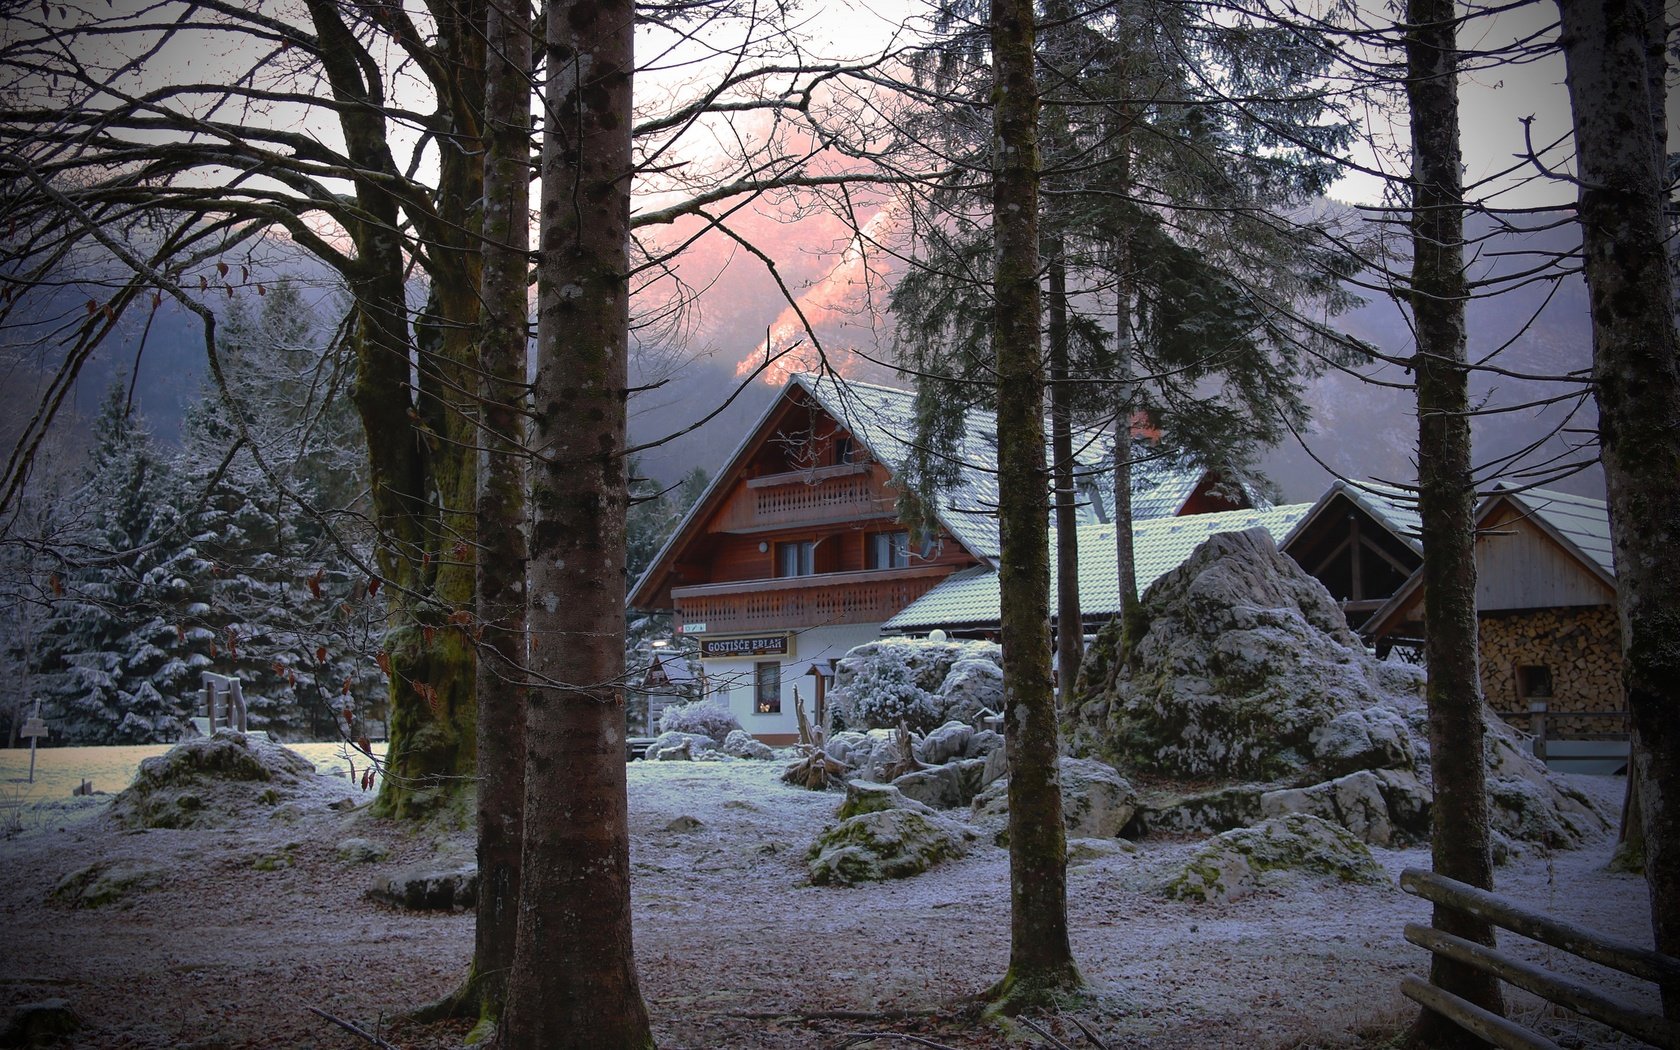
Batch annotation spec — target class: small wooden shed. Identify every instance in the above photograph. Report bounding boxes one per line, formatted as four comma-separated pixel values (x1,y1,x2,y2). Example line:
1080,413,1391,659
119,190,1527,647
1364,486,1623,738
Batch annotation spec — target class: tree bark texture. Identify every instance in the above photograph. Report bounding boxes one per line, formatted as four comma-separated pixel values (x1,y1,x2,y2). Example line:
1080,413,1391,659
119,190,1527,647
1048,255,1083,710
1404,0,1506,1038
1555,0,1680,1017
500,0,653,1041
304,0,485,821
989,0,1082,1008
1111,286,1141,646
469,0,532,1020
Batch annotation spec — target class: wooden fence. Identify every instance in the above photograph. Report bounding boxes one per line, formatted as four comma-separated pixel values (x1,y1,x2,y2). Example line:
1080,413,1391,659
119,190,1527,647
1521,700,1628,762
1400,868,1680,1049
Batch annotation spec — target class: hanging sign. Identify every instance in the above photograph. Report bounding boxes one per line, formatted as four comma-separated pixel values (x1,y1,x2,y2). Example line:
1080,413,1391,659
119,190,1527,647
698,634,793,660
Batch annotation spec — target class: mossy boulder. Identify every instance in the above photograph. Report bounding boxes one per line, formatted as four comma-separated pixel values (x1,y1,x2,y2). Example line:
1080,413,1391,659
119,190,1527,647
971,757,1137,843
1066,528,1612,852
49,860,167,909
1166,814,1387,904
1,999,81,1047
807,809,974,885
109,730,332,830
368,861,478,911
1065,529,1412,782
1260,768,1432,846
1140,784,1268,836
836,779,936,820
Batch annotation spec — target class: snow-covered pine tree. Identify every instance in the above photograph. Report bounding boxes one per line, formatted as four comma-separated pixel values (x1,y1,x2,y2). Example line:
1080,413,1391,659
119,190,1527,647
32,385,186,743
140,284,387,744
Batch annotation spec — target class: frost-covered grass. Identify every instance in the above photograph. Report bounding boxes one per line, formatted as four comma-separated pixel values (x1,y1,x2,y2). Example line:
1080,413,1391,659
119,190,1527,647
0,740,388,797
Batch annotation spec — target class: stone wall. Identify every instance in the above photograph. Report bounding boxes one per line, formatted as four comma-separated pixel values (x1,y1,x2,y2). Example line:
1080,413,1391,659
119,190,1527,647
1479,605,1624,736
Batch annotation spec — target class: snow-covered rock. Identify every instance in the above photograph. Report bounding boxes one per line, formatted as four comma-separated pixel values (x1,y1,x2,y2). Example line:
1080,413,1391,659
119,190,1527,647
0,1000,81,1046
1260,769,1430,847
721,730,774,760
336,837,389,864
109,729,344,830
648,731,717,761
1165,814,1387,904
49,860,168,909
914,720,1004,766
935,658,1005,724
830,639,1003,732
1058,758,1138,838
826,729,910,783
1140,784,1266,836
837,779,936,819
891,758,989,810
970,756,1137,841
1066,529,1409,781
1066,528,1611,851
368,861,478,911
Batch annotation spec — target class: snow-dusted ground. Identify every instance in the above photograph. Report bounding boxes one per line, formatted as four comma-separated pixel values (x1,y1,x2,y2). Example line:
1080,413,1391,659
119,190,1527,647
0,757,1656,1049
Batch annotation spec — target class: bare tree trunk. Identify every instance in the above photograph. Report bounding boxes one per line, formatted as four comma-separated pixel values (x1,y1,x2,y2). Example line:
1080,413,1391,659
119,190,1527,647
1555,0,1680,1018
1111,285,1140,643
500,0,652,1040
1048,254,1082,709
1404,0,1505,1040
468,0,531,1022
987,0,1082,1010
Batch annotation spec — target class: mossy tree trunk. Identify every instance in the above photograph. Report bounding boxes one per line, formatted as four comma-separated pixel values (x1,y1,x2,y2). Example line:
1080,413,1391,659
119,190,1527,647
988,0,1082,1010
302,0,485,823
500,0,652,1041
1404,0,1505,1040
466,0,531,1021
1555,0,1680,1017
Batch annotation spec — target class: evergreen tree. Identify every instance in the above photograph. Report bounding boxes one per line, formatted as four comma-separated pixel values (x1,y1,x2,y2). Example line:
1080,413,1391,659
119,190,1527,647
889,0,1363,633
32,385,184,743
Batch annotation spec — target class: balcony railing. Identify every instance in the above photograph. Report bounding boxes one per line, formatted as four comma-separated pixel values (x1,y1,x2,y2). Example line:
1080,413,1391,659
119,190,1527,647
713,465,895,533
673,565,952,633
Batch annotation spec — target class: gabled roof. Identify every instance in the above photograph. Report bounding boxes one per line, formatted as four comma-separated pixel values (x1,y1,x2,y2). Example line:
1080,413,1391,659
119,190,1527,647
629,373,1215,610
794,373,1206,555
1280,479,1422,555
882,503,1314,631
1496,485,1614,579
1360,485,1616,638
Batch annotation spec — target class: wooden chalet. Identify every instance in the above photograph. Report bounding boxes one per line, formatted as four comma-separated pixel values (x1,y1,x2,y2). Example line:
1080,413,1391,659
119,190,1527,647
629,374,1232,743
1364,486,1625,743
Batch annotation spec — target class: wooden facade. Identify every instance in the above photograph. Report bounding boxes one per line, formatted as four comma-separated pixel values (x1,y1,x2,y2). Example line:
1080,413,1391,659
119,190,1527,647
634,387,983,634
1280,485,1423,632
1364,489,1624,738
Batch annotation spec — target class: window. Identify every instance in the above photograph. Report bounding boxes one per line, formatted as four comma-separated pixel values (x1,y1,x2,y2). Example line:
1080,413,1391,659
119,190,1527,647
754,662,782,714
776,540,815,577
1517,665,1554,701
868,531,911,569
832,435,854,465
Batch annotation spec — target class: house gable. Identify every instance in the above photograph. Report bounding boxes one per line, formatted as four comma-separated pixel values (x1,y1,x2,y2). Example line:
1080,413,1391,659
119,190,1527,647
627,379,983,626
1364,487,1616,640
1280,481,1424,628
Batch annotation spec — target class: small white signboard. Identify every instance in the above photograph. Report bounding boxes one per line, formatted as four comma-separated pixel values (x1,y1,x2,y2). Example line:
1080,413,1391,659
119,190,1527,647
19,700,46,784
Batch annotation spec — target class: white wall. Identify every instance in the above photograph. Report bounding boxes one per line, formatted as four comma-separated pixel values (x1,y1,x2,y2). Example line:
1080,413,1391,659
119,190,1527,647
701,622,882,741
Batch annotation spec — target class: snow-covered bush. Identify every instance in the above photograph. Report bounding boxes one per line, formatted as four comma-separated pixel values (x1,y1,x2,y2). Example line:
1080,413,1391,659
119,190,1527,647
657,700,741,741
830,654,941,734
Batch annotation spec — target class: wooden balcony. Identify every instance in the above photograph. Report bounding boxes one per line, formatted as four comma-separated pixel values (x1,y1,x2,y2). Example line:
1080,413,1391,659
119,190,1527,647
712,464,896,534
673,565,953,633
